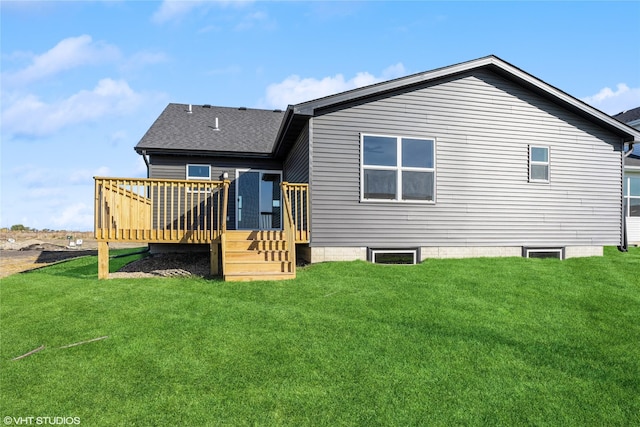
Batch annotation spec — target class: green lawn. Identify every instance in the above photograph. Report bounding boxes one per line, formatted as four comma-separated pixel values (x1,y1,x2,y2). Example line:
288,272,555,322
1,247,639,426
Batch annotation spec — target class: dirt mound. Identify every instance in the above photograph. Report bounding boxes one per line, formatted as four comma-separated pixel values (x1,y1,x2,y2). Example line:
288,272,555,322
19,242,68,251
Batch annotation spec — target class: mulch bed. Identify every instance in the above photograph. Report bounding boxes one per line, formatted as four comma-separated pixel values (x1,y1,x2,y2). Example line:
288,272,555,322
112,252,211,278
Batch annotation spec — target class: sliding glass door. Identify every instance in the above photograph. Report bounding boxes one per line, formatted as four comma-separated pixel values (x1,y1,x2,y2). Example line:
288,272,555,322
236,170,282,230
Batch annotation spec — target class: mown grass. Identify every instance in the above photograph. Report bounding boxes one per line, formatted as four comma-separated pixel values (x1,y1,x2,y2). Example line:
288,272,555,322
1,247,639,426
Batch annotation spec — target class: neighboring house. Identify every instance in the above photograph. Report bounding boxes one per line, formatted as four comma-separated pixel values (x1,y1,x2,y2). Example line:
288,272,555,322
613,106,640,245
95,55,640,280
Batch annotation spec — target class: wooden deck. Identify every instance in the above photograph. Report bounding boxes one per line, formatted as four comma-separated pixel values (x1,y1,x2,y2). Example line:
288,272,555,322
94,177,309,280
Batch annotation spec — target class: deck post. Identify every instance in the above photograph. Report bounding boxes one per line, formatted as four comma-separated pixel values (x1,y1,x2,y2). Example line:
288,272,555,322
98,241,109,279
210,241,220,276
220,232,227,278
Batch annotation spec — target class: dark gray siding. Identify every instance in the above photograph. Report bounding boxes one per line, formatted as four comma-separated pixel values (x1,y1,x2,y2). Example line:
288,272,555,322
149,155,283,230
283,122,310,183
309,69,623,247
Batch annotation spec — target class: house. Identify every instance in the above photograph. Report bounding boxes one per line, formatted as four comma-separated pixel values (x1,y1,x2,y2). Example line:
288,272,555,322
613,106,640,245
95,55,640,280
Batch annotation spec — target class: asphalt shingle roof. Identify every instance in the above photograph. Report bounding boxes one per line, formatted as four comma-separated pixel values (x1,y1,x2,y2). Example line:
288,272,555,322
135,104,284,155
613,106,640,125
613,106,640,165
136,59,640,159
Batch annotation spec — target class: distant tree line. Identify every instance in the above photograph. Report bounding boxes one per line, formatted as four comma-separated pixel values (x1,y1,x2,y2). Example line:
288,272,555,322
4,225,60,232
10,224,32,231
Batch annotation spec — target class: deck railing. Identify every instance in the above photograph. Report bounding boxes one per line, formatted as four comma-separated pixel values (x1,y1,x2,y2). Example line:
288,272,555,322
280,184,298,277
282,182,310,243
95,177,230,243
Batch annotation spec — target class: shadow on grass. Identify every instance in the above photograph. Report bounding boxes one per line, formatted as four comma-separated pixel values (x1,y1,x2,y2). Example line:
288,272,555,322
24,250,226,282
19,248,147,279
34,250,98,264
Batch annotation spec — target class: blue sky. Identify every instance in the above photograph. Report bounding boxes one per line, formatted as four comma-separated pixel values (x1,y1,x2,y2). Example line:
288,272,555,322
1,1,639,231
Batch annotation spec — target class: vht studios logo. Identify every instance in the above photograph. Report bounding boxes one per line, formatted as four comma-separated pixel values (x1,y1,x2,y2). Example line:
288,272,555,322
3,417,81,425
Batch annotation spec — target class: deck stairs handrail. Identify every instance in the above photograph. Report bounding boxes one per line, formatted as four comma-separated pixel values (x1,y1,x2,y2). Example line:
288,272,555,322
282,182,310,243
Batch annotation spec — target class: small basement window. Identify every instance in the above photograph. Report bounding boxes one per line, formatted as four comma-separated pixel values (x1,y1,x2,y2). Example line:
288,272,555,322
369,248,419,265
523,247,564,260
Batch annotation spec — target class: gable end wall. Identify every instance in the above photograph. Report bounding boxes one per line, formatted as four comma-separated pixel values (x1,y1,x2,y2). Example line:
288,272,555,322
309,69,623,248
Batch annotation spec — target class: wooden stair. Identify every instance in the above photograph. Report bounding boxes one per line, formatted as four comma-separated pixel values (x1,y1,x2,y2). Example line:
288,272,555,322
223,230,295,281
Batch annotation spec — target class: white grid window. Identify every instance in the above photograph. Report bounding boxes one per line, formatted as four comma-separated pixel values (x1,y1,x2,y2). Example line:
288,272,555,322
529,146,549,183
361,134,435,202
624,176,640,217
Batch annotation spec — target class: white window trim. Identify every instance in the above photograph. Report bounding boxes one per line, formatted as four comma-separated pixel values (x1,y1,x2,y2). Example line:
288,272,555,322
624,174,640,217
360,133,436,203
369,248,419,265
523,247,564,260
529,145,550,183
186,164,211,180
186,164,212,193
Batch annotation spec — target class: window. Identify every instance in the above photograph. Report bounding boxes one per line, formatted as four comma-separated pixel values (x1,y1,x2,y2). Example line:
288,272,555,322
369,248,419,265
523,247,564,260
361,134,435,202
186,164,211,180
529,146,549,182
624,176,640,217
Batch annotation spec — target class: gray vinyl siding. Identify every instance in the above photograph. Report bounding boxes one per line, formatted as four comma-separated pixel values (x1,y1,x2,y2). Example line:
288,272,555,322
283,122,309,183
309,69,623,247
149,155,282,230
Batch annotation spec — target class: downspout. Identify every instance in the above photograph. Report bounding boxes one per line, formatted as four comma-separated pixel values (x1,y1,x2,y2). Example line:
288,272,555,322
618,141,635,252
141,150,150,178
140,150,152,254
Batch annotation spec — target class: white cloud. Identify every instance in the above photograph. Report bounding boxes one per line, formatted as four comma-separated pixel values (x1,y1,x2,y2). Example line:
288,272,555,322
69,167,111,184
381,63,407,80
198,24,222,33
11,164,54,189
2,164,117,231
262,63,407,109
26,187,66,198
152,0,205,24
50,202,94,231
235,11,275,31
1,78,142,137
152,0,253,24
3,35,120,86
122,51,169,71
582,83,640,115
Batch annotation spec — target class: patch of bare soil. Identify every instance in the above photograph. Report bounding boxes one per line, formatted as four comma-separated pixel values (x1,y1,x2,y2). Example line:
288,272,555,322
0,231,141,251
111,252,211,278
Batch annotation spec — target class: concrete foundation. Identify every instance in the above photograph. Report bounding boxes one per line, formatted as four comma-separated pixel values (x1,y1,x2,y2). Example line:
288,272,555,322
563,246,603,258
304,245,605,263
308,246,368,263
419,246,521,260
